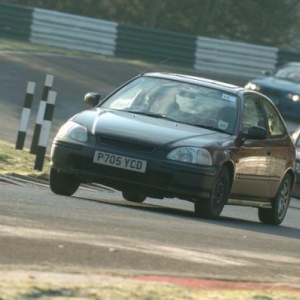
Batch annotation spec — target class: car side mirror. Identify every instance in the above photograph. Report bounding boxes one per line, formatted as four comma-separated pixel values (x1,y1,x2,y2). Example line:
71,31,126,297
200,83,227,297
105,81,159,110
84,92,102,107
245,125,267,140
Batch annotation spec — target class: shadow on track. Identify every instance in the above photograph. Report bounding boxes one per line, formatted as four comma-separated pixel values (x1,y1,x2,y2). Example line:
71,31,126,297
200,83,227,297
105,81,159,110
73,194,300,240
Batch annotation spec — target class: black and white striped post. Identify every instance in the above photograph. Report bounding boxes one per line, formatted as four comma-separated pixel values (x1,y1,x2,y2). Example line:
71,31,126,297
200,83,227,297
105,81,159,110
15,81,36,150
34,90,57,171
30,74,54,154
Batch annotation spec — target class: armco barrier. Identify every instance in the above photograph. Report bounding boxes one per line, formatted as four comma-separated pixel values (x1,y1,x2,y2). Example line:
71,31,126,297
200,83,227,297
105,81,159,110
194,37,278,78
0,3,32,40
30,8,118,57
115,24,196,68
277,49,300,67
2,3,300,79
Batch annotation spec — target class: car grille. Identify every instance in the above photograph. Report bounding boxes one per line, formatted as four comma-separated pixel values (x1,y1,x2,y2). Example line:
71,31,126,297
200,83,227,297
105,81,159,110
96,135,156,153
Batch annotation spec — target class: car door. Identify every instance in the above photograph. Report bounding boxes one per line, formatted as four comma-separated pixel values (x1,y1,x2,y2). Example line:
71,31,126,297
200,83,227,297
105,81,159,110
230,93,273,199
259,95,294,198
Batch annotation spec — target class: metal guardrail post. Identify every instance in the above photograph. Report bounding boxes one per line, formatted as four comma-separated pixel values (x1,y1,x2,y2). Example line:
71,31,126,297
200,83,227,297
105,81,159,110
30,74,54,154
15,81,36,150
34,90,57,171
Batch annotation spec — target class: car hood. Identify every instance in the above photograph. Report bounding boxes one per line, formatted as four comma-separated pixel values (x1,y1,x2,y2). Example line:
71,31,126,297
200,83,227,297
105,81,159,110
72,109,231,148
251,77,300,92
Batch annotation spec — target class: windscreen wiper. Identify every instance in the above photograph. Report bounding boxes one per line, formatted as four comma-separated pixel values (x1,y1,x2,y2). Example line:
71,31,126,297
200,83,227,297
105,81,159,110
124,110,177,122
188,123,229,134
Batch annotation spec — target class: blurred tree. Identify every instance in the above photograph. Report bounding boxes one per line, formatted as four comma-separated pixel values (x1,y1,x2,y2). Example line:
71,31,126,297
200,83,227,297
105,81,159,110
151,0,219,34
194,0,219,35
206,0,300,46
1,0,300,47
145,0,160,27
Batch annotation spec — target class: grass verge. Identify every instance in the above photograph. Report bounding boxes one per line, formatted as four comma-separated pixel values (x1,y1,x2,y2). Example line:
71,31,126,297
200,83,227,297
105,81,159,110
0,140,50,177
0,36,103,57
0,36,150,67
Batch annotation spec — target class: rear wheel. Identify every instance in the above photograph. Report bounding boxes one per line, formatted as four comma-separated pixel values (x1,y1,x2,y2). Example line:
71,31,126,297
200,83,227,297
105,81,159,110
122,190,146,203
258,173,292,225
50,168,80,196
194,167,230,219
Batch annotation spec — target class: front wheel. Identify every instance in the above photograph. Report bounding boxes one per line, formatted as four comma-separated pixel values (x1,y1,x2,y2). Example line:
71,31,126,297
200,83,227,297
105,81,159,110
258,173,292,225
50,168,80,196
194,167,230,219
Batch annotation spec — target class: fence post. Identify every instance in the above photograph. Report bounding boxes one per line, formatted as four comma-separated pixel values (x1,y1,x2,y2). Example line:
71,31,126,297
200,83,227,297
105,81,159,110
34,90,57,171
15,81,36,150
30,74,54,154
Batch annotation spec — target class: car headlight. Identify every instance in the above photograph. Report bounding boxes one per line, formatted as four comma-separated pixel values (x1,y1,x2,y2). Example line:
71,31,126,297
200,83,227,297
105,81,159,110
167,147,212,165
56,121,88,142
244,82,261,92
287,93,300,102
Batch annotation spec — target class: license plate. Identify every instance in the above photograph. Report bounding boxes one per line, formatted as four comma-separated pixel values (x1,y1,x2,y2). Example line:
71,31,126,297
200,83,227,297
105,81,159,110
93,151,147,173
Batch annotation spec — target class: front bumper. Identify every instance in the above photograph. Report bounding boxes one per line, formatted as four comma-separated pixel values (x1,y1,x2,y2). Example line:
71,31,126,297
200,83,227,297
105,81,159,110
50,139,218,201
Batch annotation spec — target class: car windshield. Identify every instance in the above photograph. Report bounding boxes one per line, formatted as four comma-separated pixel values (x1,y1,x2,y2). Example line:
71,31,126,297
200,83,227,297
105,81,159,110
275,66,300,83
101,76,238,134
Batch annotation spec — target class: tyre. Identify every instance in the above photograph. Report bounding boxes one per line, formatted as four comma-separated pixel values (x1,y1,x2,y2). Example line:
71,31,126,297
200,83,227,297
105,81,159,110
194,167,230,219
49,168,80,196
258,173,292,225
122,190,146,203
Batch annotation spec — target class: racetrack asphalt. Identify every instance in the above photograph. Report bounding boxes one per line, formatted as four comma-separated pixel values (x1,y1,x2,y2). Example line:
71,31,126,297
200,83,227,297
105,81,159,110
1,173,300,299
1,51,300,299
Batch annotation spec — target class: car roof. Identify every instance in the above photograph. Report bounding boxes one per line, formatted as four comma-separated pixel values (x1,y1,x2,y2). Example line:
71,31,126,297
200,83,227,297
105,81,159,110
143,72,244,95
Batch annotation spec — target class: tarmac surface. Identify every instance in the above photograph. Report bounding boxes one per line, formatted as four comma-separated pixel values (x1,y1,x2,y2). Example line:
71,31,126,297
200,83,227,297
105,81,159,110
1,52,300,299
1,173,300,299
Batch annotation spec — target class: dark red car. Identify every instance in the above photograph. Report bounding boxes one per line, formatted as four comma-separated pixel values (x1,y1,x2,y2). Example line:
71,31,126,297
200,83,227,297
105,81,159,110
49,73,296,225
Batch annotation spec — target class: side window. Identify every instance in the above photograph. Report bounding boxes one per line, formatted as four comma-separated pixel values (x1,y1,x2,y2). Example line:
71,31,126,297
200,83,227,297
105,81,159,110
261,98,286,137
242,95,266,133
